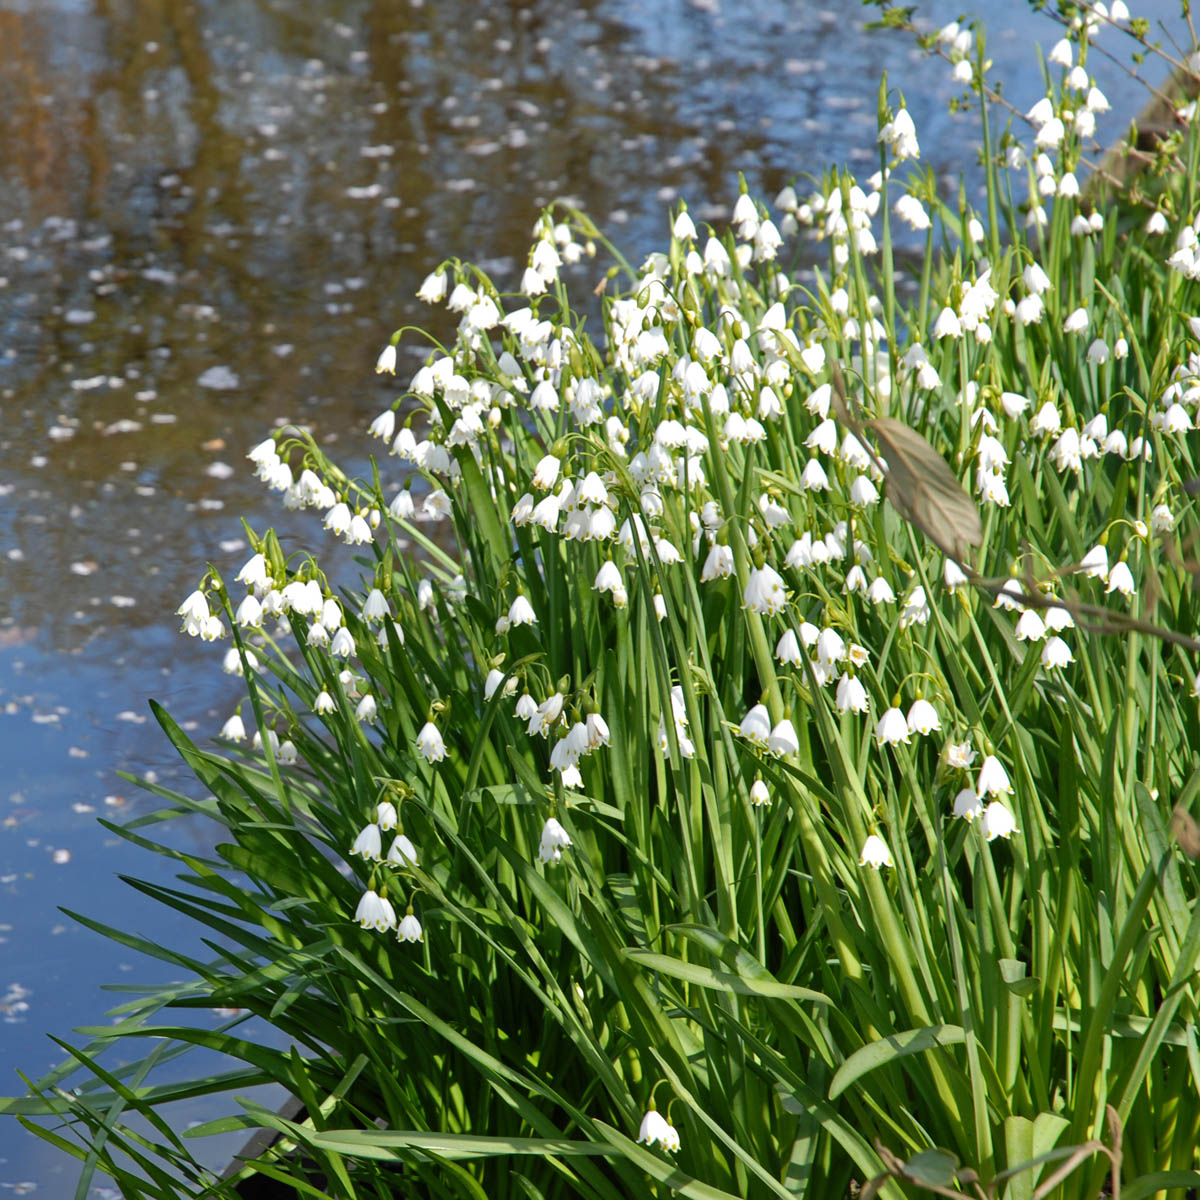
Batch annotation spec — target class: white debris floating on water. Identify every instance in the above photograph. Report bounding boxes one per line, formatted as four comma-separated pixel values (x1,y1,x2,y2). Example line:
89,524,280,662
197,365,240,390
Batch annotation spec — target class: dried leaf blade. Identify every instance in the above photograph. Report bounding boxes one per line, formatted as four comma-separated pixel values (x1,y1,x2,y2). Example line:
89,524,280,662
868,416,983,564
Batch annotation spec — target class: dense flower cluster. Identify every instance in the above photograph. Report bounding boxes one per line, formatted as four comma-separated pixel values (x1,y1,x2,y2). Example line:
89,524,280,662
170,4,1199,1164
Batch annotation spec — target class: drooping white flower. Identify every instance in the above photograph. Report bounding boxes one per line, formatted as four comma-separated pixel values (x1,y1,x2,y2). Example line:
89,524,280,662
859,834,894,869
1079,544,1109,580
532,455,561,491
530,380,559,412
361,588,389,623
354,889,396,932
423,489,452,521
252,729,279,754
388,834,419,867
530,493,562,532
1035,117,1065,149
850,475,879,506
1042,636,1075,669
1105,560,1136,597
396,908,424,943
374,344,397,375
346,513,373,545
867,576,896,605
1015,294,1045,326
906,699,941,736
954,787,983,821
355,694,378,722
586,712,611,749
447,282,476,312
220,713,247,742
816,627,846,665
844,565,868,595
899,586,931,628
351,823,382,861
177,589,211,637
508,595,538,627
320,598,345,632
1156,403,1192,434
483,669,507,702
701,544,735,581
875,706,910,745
806,418,838,456
521,266,547,296
673,208,697,240
389,488,416,520
594,560,624,596
1151,504,1174,533
932,307,962,340
810,659,838,688
237,553,271,592
324,502,353,536
502,494,533,530
369,408,396,441
247,437,279,467
740,704,772,748
768,719,800,757
529,692,565,737
981,801,1018,841
377,620,405,649
836,674,869,714
893,194,931,231
1048,37,1073,68
977,754,1012,796
1050,428,1083,473
943,558,968,592
976,433,1008,473
1015,610,1047,642
1030,401,1061,437
785,534,813,569
879,106,919,160
733,191,760,239
538,817,573,864
637,1107,679,1152
1062,307,1089,335
416,721,447,762
417,269,448,304
1024,262,1053,294
1044,605,1075,632
235,594,263,629
744,564,787,615
776,629,803,666
800,458,829,491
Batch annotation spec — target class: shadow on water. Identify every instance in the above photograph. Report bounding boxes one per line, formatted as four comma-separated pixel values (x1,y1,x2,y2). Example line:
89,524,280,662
0,0,1185,1188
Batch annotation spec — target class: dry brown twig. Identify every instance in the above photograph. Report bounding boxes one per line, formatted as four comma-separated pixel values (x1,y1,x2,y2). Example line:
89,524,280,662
827,361,1200,654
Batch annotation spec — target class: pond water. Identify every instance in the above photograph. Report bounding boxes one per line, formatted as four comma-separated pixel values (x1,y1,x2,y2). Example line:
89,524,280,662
0,0,1188,1189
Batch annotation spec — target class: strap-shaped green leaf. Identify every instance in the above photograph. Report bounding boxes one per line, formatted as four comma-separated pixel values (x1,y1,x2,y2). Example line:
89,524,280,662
829,1025,966,1099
